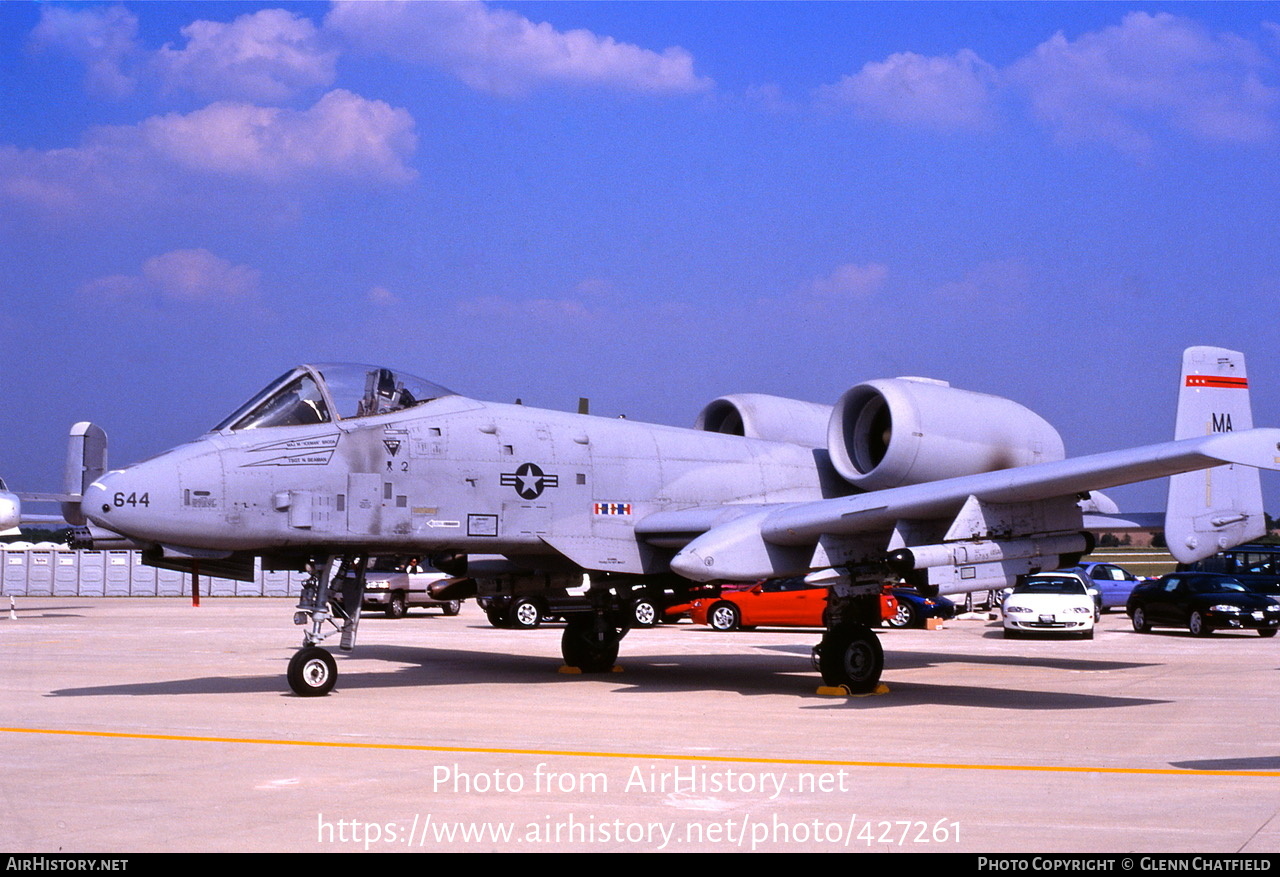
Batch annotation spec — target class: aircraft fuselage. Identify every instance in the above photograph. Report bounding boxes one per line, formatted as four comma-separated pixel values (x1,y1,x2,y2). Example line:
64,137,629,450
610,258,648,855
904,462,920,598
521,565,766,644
83,395,832,574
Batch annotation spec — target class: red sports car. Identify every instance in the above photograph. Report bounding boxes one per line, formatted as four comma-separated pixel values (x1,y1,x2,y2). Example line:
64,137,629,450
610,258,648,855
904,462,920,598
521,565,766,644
687,577,897,631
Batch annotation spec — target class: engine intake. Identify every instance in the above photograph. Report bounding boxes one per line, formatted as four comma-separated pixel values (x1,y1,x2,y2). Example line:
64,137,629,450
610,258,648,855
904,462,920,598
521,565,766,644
828,378,1064,490
696,394,832,448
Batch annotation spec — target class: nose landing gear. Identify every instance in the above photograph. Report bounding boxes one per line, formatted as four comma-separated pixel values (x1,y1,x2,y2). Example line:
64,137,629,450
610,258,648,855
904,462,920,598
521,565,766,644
288,555,366,696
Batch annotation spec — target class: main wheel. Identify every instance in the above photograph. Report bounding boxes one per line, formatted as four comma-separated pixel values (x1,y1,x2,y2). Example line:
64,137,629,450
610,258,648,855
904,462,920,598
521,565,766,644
708,602,741,631
1189,611,1212,637
1131,607,1150,633
817,625,884,693
440,600,461,616
385,592,408,619
630,598,658,628
287,646,337,697
509,598,542,629
561,619,620,673
887,601,917,629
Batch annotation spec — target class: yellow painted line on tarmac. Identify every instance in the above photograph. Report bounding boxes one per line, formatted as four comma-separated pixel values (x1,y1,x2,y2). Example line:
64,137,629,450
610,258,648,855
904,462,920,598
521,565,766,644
2,726,1276,778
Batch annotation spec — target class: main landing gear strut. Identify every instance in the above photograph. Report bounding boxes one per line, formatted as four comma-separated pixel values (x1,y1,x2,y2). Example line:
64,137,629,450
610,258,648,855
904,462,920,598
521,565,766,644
814,579,886,694
287,555,367,696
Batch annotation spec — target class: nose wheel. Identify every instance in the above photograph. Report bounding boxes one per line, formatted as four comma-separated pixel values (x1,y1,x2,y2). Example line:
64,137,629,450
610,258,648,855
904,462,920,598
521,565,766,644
288,646,337,696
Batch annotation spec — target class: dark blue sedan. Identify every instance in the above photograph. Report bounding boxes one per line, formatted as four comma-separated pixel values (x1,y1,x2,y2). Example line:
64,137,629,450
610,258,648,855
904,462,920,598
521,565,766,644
885,588,956,629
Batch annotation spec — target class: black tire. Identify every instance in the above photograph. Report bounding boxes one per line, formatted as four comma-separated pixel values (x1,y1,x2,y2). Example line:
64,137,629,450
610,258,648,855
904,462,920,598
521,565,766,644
887,600,917,629
1259,629,1277,638
707,602,741,632
385,592,407,619
1131,607,1150,633
630,599,658,628
287,646,336,697
1189,611,1212,637
440,600,461,616
509,597,542,630
561,619,619,673
817,625,884,693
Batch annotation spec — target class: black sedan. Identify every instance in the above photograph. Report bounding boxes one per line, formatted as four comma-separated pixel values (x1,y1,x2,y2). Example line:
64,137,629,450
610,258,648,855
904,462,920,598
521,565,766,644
1126,572,1280,637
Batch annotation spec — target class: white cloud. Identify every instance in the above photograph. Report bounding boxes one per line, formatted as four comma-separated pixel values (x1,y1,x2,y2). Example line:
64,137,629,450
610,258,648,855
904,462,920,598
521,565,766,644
137,89,417,183
1009,12,1279,153
156,9,338,102
0,90,416,213
29,5,141,98
817,12,1279,154
326,1,712,97
82,249,260,302
818,50,998,130
805,263,889,301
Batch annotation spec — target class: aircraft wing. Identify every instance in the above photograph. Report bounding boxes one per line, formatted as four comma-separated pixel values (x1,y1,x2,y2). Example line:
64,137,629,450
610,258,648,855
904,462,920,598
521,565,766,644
761,429,1280,544
668,428,1280,582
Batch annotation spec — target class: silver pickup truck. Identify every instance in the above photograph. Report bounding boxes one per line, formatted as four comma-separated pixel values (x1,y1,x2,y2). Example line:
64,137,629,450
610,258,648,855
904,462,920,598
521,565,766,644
358,557,463,618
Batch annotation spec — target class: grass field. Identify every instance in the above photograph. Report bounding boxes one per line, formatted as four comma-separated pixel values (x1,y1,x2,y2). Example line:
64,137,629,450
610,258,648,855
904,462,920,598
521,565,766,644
1086,548,1178,578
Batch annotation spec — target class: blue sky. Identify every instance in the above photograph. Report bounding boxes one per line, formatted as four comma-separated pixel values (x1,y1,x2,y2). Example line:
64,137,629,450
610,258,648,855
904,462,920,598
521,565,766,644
3,2,1278,513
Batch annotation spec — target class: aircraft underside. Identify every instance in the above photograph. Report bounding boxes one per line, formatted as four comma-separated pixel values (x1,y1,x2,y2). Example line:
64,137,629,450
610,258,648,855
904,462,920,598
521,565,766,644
284,552,891,696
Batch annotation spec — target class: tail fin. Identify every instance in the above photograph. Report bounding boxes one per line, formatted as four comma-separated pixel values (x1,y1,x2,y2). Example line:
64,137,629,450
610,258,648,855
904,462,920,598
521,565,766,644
61,422,107,527
1165,347,1265,562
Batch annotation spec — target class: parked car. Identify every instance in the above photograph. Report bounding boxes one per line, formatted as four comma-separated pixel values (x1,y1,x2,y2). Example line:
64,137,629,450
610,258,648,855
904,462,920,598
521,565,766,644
1001,571,1098,639
689,577,898,631
479,593,571,629
1126,572,1280,637
1070,562,1143,612
1177,544,1280,597
479,583,682,630
885,588,956,628
356,557,462,618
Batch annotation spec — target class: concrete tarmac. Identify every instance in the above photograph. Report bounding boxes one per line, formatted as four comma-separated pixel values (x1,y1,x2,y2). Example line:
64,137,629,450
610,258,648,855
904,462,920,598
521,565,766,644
1,598,1277,853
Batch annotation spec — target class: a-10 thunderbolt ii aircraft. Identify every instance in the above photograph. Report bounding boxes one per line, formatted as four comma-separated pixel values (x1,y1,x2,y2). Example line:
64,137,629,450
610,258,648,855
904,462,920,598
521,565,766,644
7,346,1279,696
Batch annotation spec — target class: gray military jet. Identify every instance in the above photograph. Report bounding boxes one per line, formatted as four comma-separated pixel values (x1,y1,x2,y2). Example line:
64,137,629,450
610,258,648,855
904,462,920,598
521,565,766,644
9,346,1279,696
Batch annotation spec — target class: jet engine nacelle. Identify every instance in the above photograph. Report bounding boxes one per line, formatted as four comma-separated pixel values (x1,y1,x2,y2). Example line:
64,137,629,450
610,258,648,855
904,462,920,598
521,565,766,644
827,378,1065,491
695,394,833,448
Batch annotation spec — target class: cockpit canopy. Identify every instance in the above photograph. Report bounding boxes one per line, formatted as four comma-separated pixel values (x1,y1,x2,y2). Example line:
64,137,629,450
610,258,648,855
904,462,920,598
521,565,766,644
213,364,455,431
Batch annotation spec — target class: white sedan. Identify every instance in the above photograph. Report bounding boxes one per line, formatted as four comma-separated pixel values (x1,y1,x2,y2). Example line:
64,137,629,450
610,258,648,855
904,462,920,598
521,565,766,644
1002,572,1098,639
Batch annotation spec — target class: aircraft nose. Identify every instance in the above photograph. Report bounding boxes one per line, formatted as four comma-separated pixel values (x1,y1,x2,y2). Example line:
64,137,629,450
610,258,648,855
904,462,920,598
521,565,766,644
81,443,227,549
80,476,110,522
81,468,160,537
81,473,120,526
0,491,19,532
